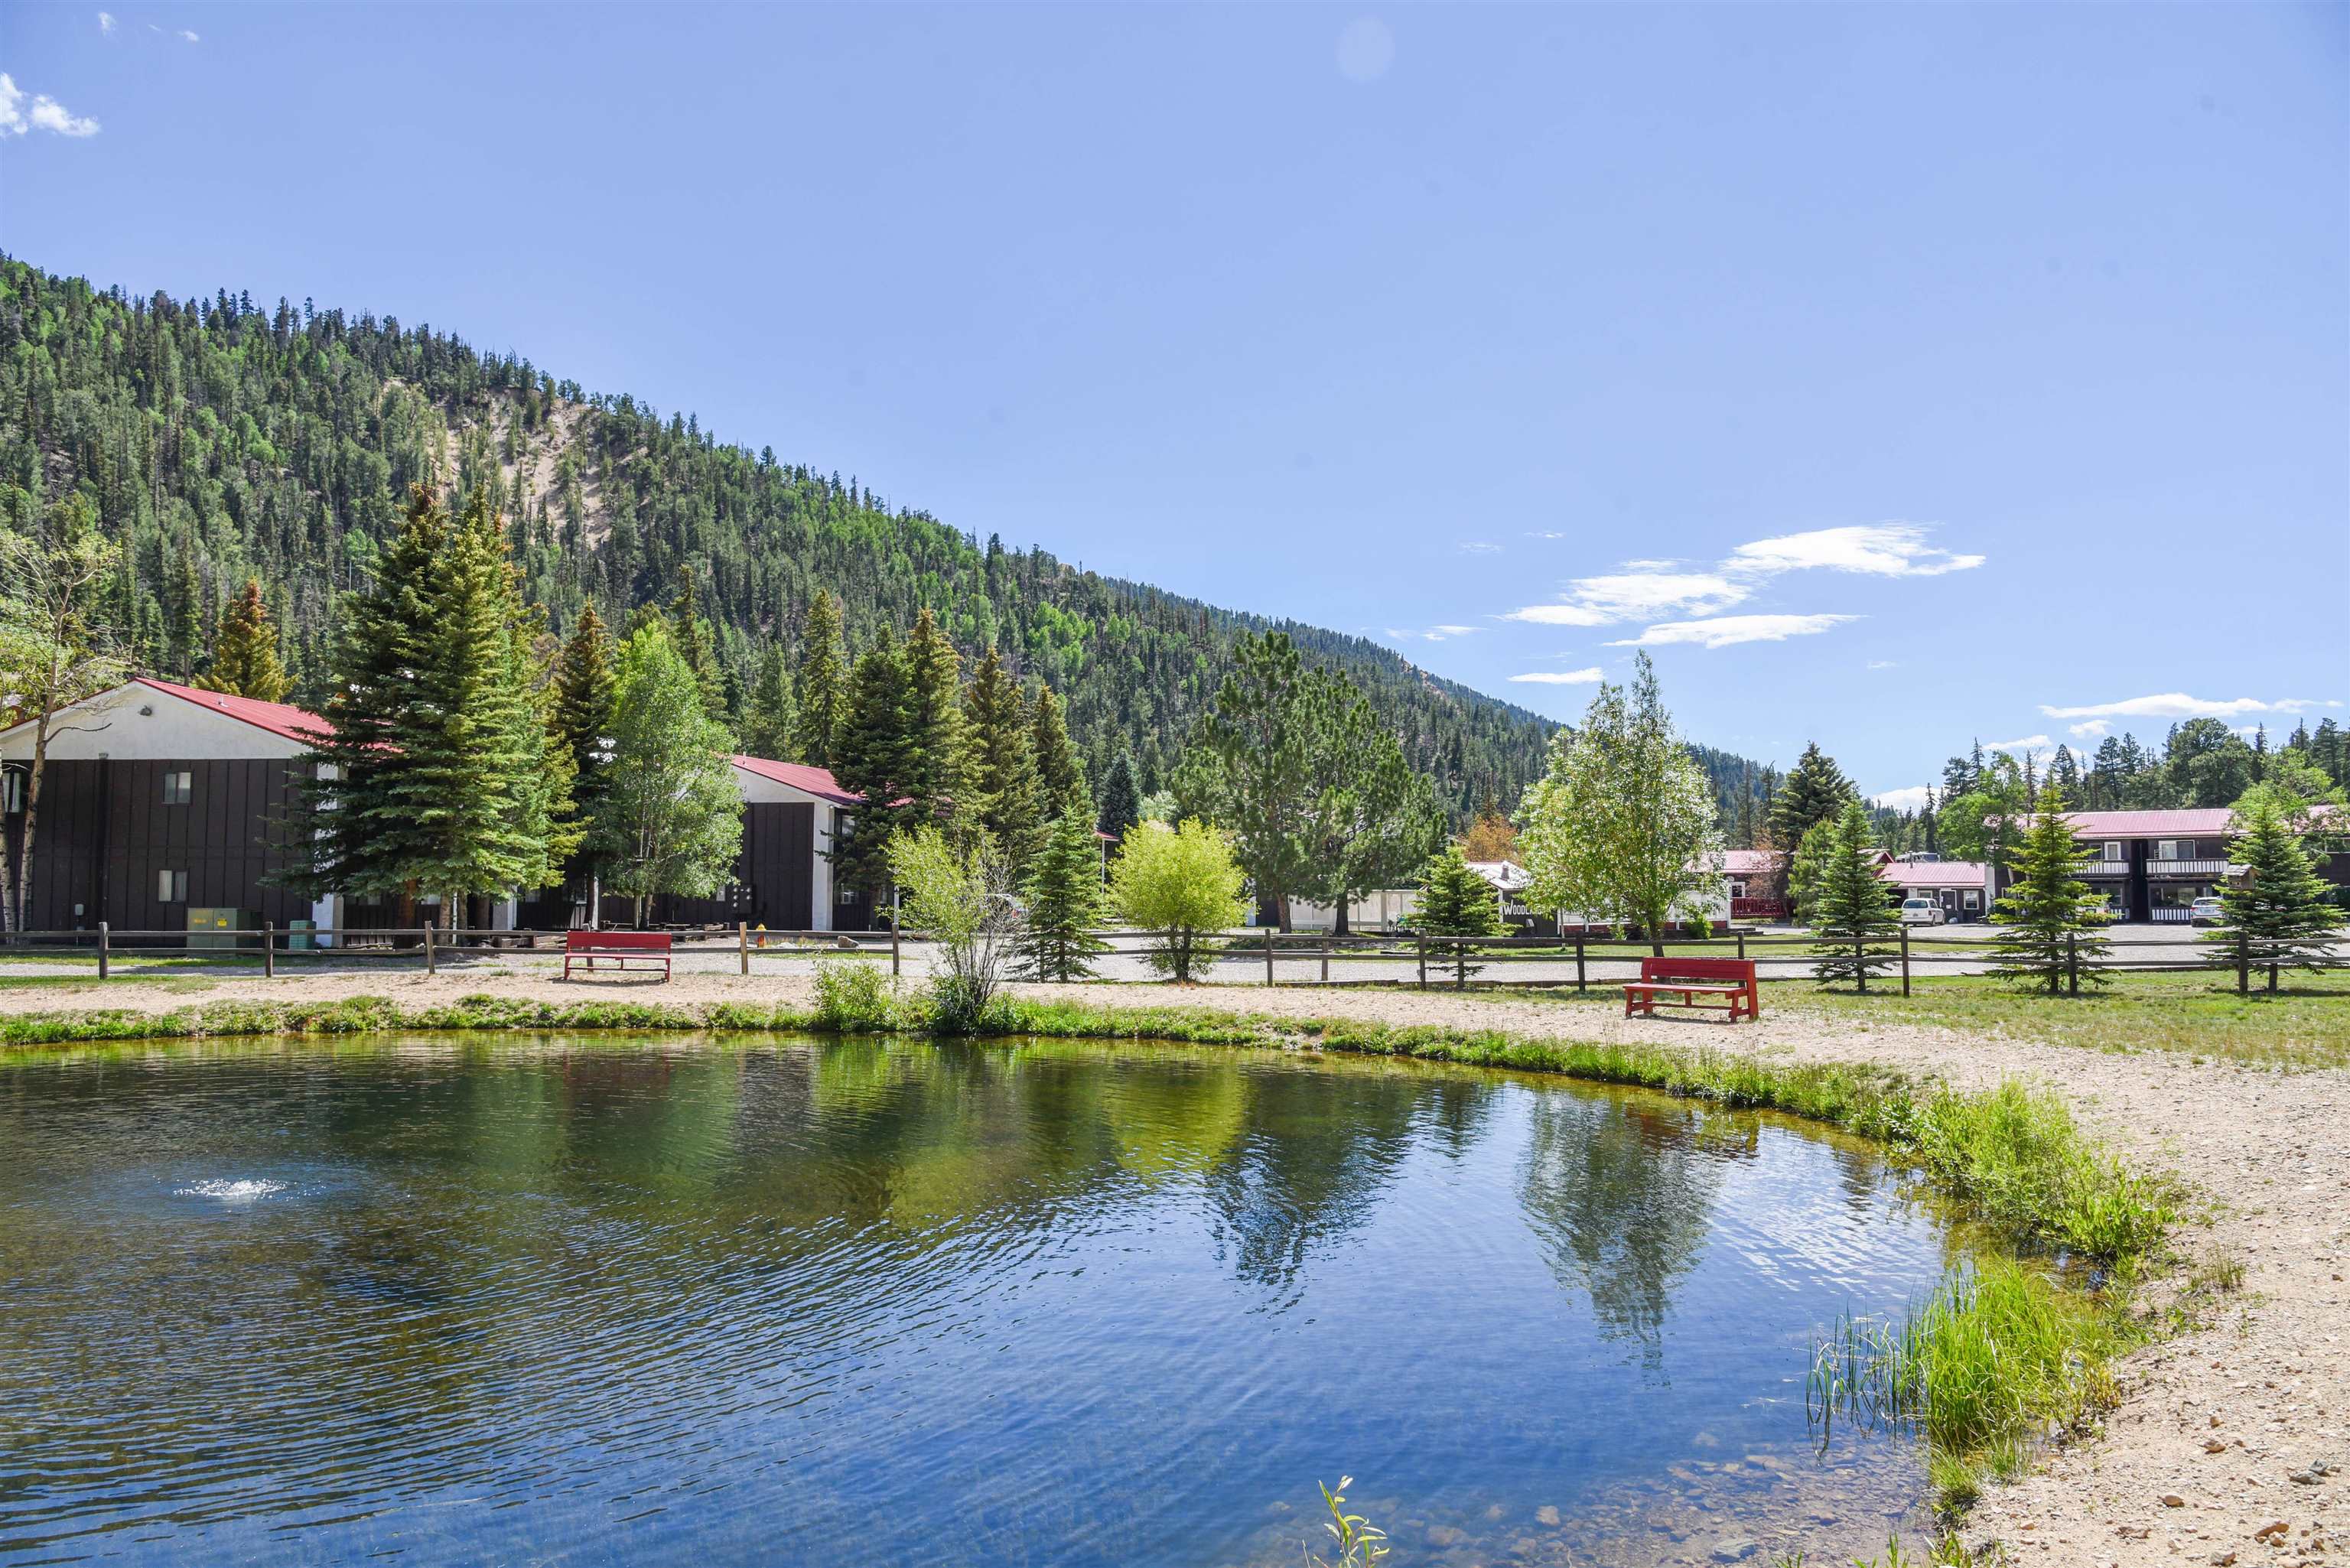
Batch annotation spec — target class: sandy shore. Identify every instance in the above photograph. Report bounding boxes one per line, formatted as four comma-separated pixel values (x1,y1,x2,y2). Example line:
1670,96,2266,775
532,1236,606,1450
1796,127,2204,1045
7,968,2343,1565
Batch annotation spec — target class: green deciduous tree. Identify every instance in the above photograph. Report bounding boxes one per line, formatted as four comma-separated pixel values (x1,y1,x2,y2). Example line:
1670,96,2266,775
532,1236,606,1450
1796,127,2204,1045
593,622,744,926
887,822,1017,1030
1989,785,2111,995
2218,794,2342,994
1810,800,1901,991
1518,653,1723,953
793,589,848,769
1414,842,1505,985
196,578,289,701
1110,818,1248,981
1017,804,1112,981
0,500,126,933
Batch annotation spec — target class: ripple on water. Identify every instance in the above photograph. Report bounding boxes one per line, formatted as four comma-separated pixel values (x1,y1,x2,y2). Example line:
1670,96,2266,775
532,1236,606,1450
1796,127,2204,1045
172,1179,289,1201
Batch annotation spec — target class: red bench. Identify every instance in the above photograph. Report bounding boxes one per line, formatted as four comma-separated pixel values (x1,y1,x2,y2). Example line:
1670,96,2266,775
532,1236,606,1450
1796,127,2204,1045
1623,956,1759,1023
562,929,673,981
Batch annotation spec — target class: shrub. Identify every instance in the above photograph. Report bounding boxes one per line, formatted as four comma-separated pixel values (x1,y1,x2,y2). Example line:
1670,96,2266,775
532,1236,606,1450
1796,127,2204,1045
1109,819,1248,981
812,961,896,1033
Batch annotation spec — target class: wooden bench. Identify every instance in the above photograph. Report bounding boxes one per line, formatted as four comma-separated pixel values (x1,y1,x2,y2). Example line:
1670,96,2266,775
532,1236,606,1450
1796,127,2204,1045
1623,955,1759,1022
562,929,673,981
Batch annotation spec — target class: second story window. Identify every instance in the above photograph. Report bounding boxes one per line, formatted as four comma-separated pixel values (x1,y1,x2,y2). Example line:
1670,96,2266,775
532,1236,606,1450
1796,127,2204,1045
2102,841,2123,861
161,770,193,805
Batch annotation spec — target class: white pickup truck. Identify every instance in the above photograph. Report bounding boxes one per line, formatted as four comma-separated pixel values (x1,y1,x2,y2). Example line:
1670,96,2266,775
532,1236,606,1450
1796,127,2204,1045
1899,896,1946,926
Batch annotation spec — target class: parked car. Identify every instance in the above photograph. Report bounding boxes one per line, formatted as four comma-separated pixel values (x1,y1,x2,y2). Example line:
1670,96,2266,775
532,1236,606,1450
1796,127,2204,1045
2189,896,2225,926
1899,897,1945,926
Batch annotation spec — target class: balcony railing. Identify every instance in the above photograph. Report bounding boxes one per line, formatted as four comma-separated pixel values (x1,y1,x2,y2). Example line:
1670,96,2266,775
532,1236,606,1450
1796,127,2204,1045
2078,859,2128,876
2147,859,2229,877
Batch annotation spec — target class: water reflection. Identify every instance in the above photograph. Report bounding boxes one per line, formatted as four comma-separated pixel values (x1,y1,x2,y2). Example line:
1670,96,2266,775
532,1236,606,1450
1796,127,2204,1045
0,1036,1957,1567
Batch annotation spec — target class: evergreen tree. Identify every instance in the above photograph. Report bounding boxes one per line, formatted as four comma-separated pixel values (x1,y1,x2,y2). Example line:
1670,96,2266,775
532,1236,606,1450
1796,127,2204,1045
828,634,918,896
903,607,966,827
1016,803,1112,981
1765,741,1856,852
552,604,617,820
1030,683,1085,816
1989,784,2111,994
165,542,202,681
593,623,744,926
1095,752,1141,844
962,644,1041,864
1810,800,1900,991
195,578,289,701
1785,817,1838,926
793,589,848,769
2218,795,2343,994
740,642,797,760
666,568,727,729
1414,842,1506,985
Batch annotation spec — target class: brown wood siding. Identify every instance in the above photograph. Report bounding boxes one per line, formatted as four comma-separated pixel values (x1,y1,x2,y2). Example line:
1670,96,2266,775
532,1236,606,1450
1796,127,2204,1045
648,802,815,930
4,758,314,933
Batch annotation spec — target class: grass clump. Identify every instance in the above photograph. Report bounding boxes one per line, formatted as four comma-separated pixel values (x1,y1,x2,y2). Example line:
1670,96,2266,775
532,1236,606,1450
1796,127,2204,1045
810,961,899,1033
1907,1081,2173,1264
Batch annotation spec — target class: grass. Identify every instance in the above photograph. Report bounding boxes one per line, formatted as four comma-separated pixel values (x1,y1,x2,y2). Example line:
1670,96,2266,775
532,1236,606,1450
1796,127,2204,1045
1785,968,2350,1069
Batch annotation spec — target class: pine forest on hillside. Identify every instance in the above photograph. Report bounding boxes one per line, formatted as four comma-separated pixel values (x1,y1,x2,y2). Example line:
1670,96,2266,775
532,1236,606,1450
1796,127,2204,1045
0,255,1776,825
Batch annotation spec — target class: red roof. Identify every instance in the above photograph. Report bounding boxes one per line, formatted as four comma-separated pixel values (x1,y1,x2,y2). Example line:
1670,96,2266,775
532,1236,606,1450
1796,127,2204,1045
1720,849,1783,875
1880,860,1988,890
731,754,861,807
2059,808,2234,838
135,677,330,745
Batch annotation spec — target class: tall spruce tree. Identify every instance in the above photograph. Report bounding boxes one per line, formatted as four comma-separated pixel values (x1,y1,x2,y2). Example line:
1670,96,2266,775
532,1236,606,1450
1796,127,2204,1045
1095,753,1141,844
1989,784,2111,994
2218,795,2342,994
829,634,918,896
1765,741,1856,852
552,604,617,828
900,607,965,829
1810,800,1900,991
1016,800,1112,981
740,642,797,760
195,578,289,701
1414,841,1506,986
793,589,848,769
962,644,1041,864
1030,684,1085,817
666,568,727,728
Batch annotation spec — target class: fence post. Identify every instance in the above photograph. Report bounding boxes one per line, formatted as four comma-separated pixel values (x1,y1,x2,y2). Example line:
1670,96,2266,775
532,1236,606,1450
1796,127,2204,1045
2065,932,2078,997
1417,934,1427,991
1265,926,1275,987
1454,940,1466,992
2236,932,2249,996
1321,936,1331,985
1736,928,1746,962
98,921,109,981
890,904,902,978
1899,924,1910,997
1575,935,1587,994
264,921,275,979
738,920,748,976
423,923,436,975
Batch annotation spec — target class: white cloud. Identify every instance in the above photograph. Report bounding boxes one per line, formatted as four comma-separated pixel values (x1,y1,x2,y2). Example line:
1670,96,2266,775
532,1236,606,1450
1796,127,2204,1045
1726,523,1986,579
2068,720,2111,740
1525,530,1569,540
1457,541,1502,555
1870,785,1935,812
179,28,200,42
99,11,116,32
1508,668,1605,685
1505,571,1746,626
1606,613,1858,649
1867,659,1899,671
1385,625,1481,642
1981,734,2051,754
0,75,100,138
1336,17,1395,83
2039,692,2339,721
1618,558,1681,571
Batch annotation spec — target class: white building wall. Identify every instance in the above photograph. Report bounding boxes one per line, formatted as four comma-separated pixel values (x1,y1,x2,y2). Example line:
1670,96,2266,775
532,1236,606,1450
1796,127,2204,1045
0,685,310,763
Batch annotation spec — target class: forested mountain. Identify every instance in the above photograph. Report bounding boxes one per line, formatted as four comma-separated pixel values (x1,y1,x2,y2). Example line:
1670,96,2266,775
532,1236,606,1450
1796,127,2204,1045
0,256,1766,823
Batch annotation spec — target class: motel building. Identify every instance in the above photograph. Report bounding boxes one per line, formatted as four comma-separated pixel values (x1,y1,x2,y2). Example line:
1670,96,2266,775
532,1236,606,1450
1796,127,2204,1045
2,678,867,941
1984,807,2347,926
1879,854,1992,923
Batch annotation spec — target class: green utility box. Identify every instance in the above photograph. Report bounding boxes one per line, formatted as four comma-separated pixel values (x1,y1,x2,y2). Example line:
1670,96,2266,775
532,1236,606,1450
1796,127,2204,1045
187,908,257,951
288,919,316,951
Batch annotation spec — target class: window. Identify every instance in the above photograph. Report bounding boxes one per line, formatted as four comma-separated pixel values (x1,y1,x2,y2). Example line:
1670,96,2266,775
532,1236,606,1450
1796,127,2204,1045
2102,841,2123,862
1729,880,1748,899
839,887,858,904
2156,840,2179,862
156,869,187,903
1,769,22,814
1963,890,1981,910
161,770,193,805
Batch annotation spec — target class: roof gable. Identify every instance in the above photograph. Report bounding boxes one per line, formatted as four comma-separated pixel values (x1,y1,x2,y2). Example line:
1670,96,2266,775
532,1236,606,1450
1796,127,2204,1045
731,755,861,806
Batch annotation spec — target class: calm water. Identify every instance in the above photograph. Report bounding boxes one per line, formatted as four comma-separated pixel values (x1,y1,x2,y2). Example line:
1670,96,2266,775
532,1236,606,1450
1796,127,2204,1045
0,1036,1964,1566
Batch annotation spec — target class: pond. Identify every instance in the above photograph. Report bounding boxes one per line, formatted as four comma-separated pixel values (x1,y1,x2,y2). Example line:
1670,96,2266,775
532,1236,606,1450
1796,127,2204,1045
0,1036,1968,1566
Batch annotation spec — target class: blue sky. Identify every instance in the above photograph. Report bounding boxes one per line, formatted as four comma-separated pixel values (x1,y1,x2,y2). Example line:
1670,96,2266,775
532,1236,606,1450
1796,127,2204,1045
3,2,2343,799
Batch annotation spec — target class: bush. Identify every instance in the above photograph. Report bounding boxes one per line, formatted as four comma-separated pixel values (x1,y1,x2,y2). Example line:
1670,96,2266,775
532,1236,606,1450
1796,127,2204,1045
1109,819,1248,981
812,961,896,1032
